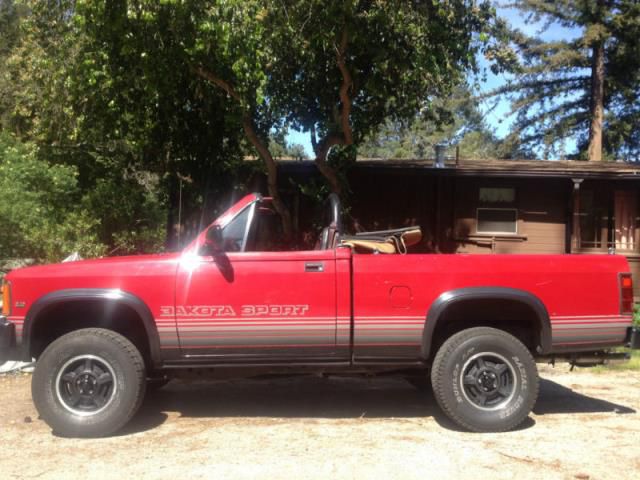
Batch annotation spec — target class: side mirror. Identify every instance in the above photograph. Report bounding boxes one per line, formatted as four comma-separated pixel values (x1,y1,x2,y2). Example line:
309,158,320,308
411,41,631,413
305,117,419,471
201,225,223,255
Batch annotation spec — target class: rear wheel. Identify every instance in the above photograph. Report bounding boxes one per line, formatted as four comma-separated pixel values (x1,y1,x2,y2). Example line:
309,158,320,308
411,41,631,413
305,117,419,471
32,328,146,437
430,327,539,432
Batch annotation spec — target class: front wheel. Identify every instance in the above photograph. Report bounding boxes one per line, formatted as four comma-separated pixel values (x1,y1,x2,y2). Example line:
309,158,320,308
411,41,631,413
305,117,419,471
430,327,539,432
32,328,147,437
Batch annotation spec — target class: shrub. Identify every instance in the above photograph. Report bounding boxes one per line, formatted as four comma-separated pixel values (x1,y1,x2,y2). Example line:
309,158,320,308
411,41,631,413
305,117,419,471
0,133,107,262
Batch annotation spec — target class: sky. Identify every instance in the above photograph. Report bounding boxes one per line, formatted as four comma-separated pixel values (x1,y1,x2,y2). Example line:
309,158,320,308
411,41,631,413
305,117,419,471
286,5,583,158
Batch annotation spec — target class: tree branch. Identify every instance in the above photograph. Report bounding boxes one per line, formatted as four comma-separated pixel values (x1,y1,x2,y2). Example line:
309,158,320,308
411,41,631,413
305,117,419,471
336,28,353,145
310,27,354,195
193,64,292,238
314,134,345,194
192,65,242,103
310,124,318,154
242,115,292,238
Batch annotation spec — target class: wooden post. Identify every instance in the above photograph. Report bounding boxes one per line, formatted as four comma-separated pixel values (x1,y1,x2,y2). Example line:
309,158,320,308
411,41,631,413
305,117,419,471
571,179,583,252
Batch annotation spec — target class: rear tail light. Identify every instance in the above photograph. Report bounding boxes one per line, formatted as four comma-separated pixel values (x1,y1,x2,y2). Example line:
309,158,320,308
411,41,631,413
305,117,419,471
1,280,10,316
619,273,634,315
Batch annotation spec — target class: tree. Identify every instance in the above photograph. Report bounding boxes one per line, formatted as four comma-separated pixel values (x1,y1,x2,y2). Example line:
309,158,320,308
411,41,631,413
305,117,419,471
30,0,497,241
0,132,106,262
263,1,497,191
184,0,498,235
72,0,251,248
358,84,501,159
1,0,255,251
490,0,640,161
0,1,502,252
0,0,24,131
0,0,80,142
269,129,308,160
0,1,171,253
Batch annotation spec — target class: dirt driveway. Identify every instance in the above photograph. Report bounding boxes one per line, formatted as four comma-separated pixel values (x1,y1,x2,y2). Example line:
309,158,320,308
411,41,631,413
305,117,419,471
1,365,639,480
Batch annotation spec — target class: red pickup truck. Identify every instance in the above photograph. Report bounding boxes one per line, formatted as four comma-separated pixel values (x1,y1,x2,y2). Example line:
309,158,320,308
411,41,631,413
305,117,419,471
1,193,638,437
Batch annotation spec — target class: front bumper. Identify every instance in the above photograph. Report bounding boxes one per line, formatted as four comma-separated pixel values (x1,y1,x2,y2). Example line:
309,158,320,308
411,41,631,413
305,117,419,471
0,316,17,364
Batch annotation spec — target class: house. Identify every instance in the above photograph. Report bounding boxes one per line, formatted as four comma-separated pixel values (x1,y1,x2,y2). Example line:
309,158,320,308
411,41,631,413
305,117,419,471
279,157,640,298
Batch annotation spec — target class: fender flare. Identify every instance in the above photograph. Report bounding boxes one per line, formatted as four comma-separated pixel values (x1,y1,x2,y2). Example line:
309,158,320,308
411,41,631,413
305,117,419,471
421,287,552,358
22,288,162,367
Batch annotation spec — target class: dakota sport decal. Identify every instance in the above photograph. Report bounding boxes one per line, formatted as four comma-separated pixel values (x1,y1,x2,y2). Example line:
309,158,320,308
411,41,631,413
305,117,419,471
160,304,310,318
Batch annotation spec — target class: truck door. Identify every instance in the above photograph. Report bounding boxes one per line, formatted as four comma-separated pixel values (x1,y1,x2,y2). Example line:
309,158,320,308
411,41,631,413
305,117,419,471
174,201,341,360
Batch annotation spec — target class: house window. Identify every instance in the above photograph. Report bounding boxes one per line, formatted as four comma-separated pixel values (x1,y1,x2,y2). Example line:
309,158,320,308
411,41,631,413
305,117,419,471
476,187,517,234
477,208,518,234
479,187,515,204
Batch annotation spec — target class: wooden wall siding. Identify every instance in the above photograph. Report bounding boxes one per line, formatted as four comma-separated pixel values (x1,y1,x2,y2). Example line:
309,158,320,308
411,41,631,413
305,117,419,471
345,173,571,255
331,167,640,297
288,167,640,295
347,171,438,250
451,178,569,255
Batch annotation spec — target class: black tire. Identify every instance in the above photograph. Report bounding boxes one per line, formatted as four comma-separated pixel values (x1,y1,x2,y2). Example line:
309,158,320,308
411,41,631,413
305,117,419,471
32,328,146,438
430,327,539,432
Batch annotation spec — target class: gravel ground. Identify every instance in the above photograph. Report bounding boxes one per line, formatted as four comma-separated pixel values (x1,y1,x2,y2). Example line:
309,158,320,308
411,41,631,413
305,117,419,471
1,365,639,480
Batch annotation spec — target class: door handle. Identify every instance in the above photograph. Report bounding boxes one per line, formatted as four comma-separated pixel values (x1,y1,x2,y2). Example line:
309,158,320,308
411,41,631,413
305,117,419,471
305,262,324,272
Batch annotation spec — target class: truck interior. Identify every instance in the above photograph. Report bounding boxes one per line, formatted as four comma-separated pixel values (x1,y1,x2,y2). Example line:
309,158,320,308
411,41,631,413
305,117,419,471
213,193,423,254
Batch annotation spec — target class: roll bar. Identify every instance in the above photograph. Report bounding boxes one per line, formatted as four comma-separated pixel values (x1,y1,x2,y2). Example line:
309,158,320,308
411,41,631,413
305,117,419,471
327,193,342,235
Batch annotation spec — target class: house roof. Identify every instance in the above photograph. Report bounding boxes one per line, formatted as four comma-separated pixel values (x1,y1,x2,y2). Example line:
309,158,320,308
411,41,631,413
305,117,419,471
277,157,640,180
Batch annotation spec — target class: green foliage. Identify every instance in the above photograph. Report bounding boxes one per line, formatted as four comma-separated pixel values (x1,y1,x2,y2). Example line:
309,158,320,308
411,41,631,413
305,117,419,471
262,0,500,174
358,84,501,159
269,141,308,161
80,173,167,255
71,0,248,247
490,0,640,159
591,350,640,372
2,1,503,249
269,129,308,160
0,133,106,262
0,0,247,253
0,0,80,143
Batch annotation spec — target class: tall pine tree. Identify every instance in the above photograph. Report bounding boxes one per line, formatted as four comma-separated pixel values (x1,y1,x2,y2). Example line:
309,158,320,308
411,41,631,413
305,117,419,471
492,0,640,161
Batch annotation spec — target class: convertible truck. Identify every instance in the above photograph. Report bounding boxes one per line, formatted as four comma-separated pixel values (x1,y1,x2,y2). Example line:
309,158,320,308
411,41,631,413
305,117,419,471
1,193,638,437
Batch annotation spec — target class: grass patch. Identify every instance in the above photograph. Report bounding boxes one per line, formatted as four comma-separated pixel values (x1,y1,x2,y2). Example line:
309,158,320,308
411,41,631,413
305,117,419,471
591,350,640,373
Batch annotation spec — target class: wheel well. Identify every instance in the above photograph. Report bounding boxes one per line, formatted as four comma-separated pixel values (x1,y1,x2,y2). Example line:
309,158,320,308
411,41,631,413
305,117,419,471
429,298,543,359
29,301,153,369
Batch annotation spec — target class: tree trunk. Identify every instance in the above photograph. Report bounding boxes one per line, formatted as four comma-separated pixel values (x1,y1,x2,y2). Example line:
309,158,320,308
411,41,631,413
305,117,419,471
315,149,342,195
192,66,293,241
242,116,293,240
587,3,605,162
311,28,353,196
587,41,605,161
165,176,179,251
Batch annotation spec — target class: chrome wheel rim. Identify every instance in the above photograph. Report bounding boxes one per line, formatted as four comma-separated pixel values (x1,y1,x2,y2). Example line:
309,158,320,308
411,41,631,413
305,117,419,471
55,355,117,416
459,352,517,411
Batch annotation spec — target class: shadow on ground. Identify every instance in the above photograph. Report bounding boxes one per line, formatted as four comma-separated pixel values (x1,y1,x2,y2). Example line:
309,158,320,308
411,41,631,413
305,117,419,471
121,375,635,436
534,379,635,415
